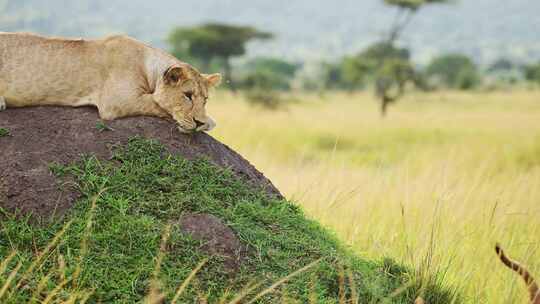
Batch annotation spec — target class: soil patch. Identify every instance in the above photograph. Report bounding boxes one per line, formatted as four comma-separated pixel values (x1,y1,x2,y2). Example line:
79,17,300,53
178,213,246,272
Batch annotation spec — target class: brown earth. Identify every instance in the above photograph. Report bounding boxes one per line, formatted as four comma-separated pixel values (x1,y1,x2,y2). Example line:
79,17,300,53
0,106,282,220
178,213,247,272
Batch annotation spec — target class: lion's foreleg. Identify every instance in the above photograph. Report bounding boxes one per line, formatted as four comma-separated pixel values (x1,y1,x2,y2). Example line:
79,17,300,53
96,93,169,121
0,97,6,111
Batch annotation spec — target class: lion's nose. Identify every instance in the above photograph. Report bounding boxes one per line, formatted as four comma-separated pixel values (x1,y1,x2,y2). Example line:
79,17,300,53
193,119,205,129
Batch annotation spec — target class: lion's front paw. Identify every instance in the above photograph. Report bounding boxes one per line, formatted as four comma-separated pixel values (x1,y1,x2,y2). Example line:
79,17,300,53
0,97,6,111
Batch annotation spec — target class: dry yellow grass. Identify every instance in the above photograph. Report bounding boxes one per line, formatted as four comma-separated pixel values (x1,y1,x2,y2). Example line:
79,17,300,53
209,89,540,303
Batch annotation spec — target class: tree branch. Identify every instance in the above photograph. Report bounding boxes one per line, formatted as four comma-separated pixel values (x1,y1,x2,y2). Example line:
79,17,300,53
387,7,418,44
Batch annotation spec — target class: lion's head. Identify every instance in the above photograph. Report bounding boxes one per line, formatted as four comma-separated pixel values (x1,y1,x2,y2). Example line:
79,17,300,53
154,64,221,133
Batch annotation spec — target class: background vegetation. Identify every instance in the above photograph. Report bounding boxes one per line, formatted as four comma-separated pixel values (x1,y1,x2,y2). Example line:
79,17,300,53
1,0,539,65
209,90,540,304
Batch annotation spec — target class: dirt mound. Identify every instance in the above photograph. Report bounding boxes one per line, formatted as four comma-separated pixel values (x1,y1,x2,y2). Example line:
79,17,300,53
0,106,282,219
178,213,247,272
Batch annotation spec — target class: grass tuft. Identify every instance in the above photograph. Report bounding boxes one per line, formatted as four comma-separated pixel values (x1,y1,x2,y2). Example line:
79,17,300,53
95,121,113,132
0,127,10,137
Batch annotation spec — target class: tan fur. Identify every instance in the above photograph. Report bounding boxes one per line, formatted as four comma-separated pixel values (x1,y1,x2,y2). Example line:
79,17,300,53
496,244,540,304
0,32,221,132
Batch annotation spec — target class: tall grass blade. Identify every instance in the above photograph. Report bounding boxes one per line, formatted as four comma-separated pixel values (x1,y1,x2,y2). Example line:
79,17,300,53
227,280,263,304
171,258,208,304
16,220,73,289
72,189,106,287
246,258,321,304
0,251,16,276
0,261,22,300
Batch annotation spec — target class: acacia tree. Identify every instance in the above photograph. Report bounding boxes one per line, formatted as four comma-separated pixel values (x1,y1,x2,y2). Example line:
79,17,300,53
342,42,415,115
168,23,272,91
371,0,451,116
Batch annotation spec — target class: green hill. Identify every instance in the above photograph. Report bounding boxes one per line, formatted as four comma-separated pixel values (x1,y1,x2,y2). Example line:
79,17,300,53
0,137,458,303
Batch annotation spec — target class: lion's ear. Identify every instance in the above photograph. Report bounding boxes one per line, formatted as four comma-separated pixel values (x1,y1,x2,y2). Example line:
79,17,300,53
204,73,222,87
163,66,186,85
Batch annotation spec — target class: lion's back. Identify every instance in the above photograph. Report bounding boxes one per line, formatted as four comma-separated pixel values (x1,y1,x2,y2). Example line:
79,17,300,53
0,33,112,106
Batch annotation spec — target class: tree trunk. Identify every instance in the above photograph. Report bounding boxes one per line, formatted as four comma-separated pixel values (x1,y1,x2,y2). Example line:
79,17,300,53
387,8,416,44
380,97,389,117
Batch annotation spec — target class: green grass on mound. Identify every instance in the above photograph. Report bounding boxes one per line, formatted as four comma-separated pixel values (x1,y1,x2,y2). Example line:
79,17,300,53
0,127,10,137
0,138,458,303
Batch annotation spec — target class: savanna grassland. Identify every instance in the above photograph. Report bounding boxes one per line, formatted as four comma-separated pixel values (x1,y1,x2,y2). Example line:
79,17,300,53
210,90,540,303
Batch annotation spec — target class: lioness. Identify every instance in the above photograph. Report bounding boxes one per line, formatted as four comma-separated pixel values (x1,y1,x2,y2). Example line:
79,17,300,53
0,32,221,132
496,243,540,304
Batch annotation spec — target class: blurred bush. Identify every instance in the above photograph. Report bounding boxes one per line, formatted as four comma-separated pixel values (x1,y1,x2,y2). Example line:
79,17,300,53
244,88,284,109
239,57,299,91
237,57,300,109
524,61,540,84
426,54,481,90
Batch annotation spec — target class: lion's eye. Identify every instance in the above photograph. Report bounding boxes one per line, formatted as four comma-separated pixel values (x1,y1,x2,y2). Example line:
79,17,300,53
184,92,193,101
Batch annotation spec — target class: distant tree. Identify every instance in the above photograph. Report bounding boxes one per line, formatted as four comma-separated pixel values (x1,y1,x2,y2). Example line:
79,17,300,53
376,59,416,114
243,86,284,110
168,23,273,91
244,57,299,78
343,42,410,81
242,70,290,91
485,58,522,87
488,58,515,72
327,0,452,103
426,54,480,89
524,61,540,84
322,62,348,90
321,59,366,91
341,41,417,115
323,59,359,91
239,58,300,109
241,71,286,109
240,57,299,91
360,0,452,116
